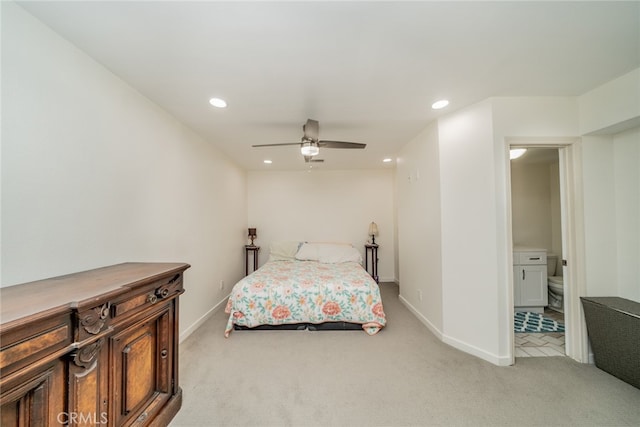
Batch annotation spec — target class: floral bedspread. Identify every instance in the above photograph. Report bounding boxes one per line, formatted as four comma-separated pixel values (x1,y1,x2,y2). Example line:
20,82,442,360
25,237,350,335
224,260,386,337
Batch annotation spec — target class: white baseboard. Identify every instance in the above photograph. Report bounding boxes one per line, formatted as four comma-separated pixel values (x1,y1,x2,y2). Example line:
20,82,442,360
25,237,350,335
441,334,512,366
180,295,228,343
399,294,443,340
399,294,510,366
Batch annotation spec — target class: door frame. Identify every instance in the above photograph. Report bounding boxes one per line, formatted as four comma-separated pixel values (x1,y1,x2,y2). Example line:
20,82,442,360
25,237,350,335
504,137,589,364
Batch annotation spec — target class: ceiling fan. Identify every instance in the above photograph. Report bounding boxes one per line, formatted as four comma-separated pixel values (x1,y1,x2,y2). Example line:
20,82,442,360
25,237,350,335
252,119,366,163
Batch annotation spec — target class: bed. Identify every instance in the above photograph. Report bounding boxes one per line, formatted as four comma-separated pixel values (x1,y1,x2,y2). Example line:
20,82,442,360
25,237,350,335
224,242,386,337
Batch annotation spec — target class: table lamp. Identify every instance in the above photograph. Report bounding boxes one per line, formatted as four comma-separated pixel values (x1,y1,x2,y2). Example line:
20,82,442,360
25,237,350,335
368,222,379,244
248,228,257,246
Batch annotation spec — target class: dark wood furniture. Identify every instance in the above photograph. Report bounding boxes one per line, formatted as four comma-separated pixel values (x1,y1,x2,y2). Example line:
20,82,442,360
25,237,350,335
581,297,640,389
0,262,189,427
365,243,379,283
244,245,260,276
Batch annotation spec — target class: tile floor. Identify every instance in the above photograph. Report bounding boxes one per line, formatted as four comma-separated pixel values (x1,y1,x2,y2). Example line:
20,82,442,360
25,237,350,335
515,309,565,358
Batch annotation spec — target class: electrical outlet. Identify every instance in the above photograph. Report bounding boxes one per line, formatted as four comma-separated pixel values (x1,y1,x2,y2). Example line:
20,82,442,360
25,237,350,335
219,280,225,290
418,290,423,301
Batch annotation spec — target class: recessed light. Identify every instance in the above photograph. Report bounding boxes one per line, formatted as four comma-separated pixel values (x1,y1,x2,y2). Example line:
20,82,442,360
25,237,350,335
431,99,449,110
383,158,393,163
209,97,227,108
263,160,272,164
510,148,527,160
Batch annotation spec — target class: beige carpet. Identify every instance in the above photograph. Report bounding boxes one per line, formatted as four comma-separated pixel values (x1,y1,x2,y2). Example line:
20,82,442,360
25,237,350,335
170,282,640,426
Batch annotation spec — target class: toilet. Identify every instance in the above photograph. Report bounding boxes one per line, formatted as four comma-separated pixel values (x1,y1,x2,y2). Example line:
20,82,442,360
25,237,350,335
547,254,564,313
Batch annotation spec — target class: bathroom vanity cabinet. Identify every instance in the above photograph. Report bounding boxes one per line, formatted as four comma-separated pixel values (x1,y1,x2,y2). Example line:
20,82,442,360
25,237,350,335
513,249,548,313
0,262,189,427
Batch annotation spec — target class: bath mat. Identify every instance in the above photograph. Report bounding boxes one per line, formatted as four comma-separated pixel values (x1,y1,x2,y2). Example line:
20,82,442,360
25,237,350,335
514,311,565,333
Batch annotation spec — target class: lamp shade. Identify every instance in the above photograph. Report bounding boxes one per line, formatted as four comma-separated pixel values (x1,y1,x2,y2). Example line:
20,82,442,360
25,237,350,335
368,222,379,237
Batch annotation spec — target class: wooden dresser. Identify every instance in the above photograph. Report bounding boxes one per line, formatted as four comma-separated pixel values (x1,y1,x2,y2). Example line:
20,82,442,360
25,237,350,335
0,262,190,427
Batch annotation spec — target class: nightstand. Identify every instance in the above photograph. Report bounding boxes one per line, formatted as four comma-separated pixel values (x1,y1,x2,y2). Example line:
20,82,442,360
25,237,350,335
365,243,379,283
245,245,260,276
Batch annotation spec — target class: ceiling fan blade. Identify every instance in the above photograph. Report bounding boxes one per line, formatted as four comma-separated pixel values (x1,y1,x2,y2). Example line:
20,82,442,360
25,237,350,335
303,119,319,141
318,140,366,149
252,143,301,147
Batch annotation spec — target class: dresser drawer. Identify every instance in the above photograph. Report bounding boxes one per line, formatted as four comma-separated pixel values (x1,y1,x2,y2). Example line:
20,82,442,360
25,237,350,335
515,251,547,265
111,273,183,319
0,313,72,376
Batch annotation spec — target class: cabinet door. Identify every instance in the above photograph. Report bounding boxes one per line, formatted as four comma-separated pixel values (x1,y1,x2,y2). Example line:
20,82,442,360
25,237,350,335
110,305,172,426
0,361,65,426
67,338,109,426
520,265,547,307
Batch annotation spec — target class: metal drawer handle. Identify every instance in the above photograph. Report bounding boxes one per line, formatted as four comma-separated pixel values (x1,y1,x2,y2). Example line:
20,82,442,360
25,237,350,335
158,288,170,298
161,349,168,358
147,294,158,304
529,257,540,260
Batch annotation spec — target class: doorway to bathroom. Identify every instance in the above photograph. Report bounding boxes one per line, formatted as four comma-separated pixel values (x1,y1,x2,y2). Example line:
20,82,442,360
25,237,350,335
510,147,566,357
506,137,589,364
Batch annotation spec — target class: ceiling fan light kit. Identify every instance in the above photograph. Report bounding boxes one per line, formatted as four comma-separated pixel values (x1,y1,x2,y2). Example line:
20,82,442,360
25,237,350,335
300,140,320,156
252,118,366,163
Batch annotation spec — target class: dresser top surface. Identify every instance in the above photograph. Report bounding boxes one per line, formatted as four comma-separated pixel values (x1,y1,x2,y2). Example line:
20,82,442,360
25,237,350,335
0,262,190,326
513,246,547,253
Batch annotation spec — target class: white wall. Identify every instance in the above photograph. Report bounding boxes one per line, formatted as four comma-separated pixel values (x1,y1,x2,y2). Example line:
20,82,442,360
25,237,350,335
247,169,395,281
582,127,640,300
579,68,640,135
396,122,443,333
1,2,247,339
393,72,638,365
438,100,506,362
579,67,640,301
613,127,640,300
581,135,618,297
395,97,580,365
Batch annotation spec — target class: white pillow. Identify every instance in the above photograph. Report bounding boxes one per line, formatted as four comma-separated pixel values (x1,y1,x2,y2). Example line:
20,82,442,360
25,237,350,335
295,243,362,264
269,241,302,261
294,242,320,261
319,245,362,264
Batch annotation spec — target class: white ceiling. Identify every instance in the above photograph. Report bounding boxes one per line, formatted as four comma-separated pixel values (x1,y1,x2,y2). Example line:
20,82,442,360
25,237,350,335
17,1,640,171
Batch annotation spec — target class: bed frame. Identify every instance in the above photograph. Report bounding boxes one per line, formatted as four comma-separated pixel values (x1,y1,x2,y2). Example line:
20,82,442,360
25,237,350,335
233,321,362,331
